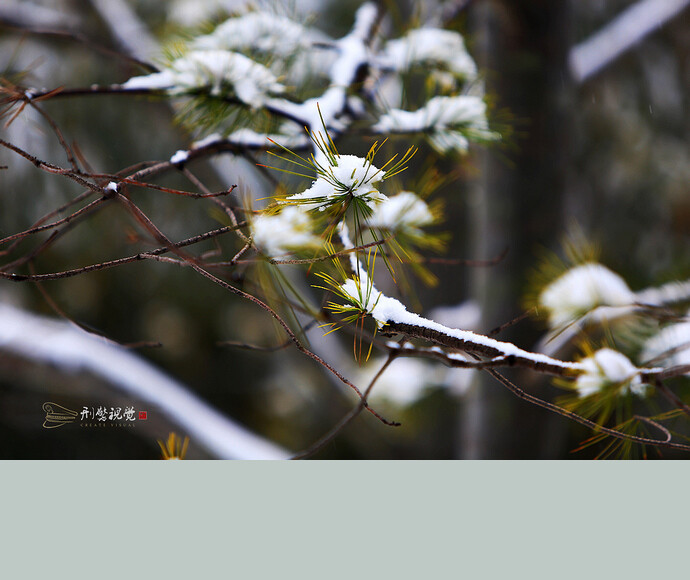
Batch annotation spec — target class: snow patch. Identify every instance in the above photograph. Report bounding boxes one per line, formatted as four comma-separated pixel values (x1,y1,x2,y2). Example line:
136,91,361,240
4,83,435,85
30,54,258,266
367,191,433,233
539,263,635,329
636,279,690,306
287,154,388,210
373,95,498,153
192,11,322,56
170,150,189,164
641,319,690,370
251,206,319,257
122,50,284,106
575,348,646,398
382,28,478,81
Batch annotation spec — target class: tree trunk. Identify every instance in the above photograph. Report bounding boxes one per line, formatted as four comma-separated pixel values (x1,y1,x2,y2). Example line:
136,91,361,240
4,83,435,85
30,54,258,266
461,0,572,458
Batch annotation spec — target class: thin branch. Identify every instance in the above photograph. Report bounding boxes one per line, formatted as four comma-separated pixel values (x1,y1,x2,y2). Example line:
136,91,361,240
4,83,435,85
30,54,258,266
418,246,508,267
28,262,160,349
0,196,107,249
655,379,690,418
179,166,249,243
382,320,583,376
633,415,672,443
489,308,536,337
89,174,238,199
484,367,690,452
1,226,236,281
113,189,399,426
218,319,319,352
292,349,400,459
265,238,390,266
25,100,80,171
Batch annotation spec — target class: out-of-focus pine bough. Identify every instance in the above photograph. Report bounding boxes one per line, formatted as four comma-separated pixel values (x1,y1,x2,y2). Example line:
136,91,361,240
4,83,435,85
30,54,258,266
1,1,689,458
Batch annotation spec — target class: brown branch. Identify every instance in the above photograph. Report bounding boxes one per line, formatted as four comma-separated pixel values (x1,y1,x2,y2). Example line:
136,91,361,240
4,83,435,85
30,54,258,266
0,196,107,248
640,365,690,382
24,84,315,132
655,379,690,418
292,349,400,459
489,308,536,337
179,166,249,244
633,415,672,444
90,174,238,199
1,226,236,281
24,85,166,100
113,190,399,426
387,343,514,370
222,237,391,267
28,263,160,349
382,320,581,376
421,246,508,267
217,320,319,352
484,367,690,452
26,99,81,171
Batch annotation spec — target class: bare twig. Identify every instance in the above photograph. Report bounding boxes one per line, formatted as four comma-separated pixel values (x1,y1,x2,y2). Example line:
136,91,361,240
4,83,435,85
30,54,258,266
655,379,690,418
112,189,400,426
484,367,690,452
292,349,400,459
1,226,236,281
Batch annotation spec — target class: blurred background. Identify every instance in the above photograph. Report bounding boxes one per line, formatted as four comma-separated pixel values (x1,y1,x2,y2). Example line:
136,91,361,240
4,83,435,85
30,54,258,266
0,0,688,458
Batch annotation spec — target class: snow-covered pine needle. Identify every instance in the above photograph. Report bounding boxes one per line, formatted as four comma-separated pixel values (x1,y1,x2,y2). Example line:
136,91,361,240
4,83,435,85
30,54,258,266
574,348,647,398
538,262,635,330
381,28,478,83
373,95,499,154
122,50,284,107
250,206,320,258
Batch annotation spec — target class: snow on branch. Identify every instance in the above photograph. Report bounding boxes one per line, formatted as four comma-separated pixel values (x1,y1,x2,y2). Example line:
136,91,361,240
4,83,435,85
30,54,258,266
373,95,498,153
89,0,159,62
0,303,289,459
334,273,584,375
569,0,690,82
122,50,285,106
6,1,688,459
380,27,478,82
536,262,690,356
264,2,381,136
538,263,634,330
0,1,81,30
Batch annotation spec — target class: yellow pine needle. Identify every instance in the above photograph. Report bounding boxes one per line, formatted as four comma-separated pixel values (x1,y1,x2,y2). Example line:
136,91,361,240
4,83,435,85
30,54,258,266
158,432,190,460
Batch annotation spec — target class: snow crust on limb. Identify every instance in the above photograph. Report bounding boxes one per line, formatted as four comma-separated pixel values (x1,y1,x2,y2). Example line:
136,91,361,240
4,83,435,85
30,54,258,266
339,276,584,372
